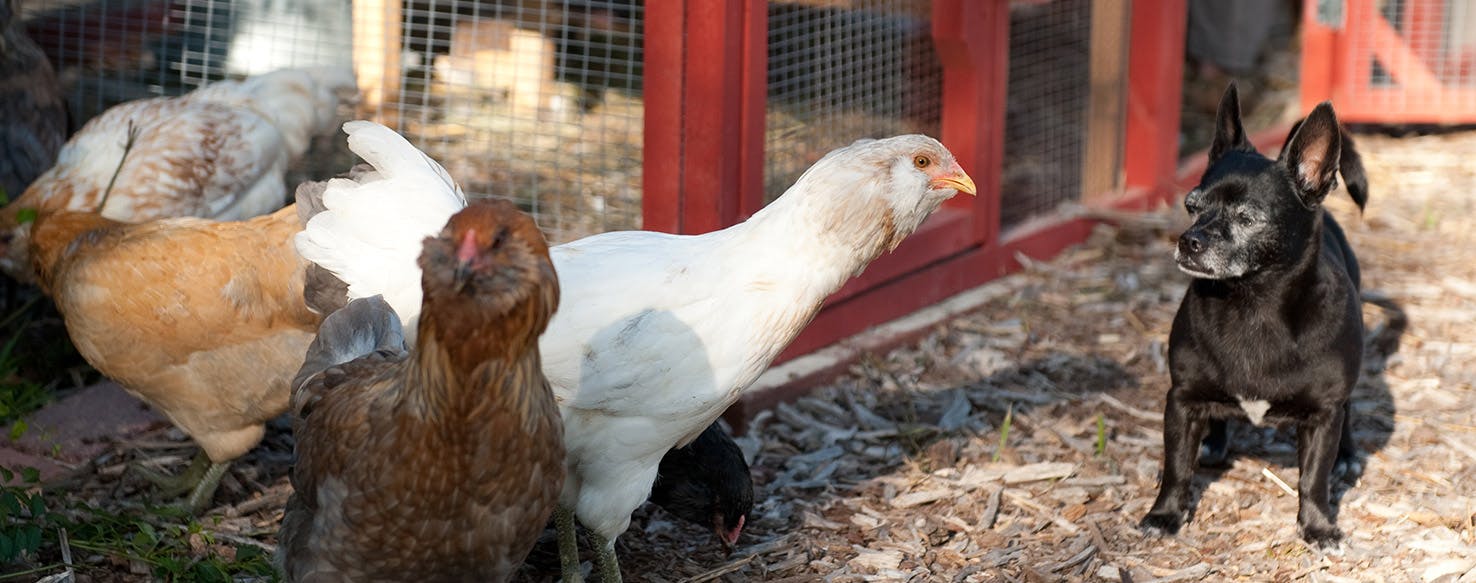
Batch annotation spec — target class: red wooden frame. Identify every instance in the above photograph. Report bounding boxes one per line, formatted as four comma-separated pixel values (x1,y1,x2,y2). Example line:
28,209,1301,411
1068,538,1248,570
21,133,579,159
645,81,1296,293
643,0,1189,414
1302,0,1476,123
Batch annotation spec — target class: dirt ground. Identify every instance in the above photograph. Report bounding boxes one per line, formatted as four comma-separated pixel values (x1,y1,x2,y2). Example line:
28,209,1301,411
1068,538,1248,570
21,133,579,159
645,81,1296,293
6,129,1475,582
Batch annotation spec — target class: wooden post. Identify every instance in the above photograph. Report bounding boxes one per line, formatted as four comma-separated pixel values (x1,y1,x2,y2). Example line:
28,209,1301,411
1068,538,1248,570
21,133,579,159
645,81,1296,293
1123,0,1187,206
353,0,402,121
1082,0,1130,203
642,0,766,235
932,0,1009,243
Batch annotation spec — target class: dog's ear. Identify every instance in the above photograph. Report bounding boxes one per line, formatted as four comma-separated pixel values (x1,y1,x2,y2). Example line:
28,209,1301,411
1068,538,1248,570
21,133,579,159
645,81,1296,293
1209,83,1253,164
1280,111,1368,213
1279,102,1343,209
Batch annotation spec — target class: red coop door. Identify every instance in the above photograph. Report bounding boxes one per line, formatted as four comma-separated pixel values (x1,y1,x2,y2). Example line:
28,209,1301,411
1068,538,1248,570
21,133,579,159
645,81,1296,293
1303,0,1476,123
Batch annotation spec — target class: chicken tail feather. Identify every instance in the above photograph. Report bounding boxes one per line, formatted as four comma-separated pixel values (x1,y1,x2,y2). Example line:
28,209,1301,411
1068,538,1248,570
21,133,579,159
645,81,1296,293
294,122,467,340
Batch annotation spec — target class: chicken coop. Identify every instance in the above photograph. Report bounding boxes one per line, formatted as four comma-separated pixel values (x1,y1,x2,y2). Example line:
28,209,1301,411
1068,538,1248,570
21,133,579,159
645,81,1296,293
1302,0,1476,123
17,0,1188,401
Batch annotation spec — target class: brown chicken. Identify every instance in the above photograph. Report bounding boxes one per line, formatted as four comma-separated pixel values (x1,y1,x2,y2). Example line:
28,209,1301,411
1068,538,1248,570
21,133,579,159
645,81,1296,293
279,199,565,582
29,198,321,512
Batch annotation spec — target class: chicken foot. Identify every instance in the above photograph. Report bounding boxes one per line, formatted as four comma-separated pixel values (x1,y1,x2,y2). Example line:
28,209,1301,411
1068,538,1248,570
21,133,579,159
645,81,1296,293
128,451,229,514
555,505,584,583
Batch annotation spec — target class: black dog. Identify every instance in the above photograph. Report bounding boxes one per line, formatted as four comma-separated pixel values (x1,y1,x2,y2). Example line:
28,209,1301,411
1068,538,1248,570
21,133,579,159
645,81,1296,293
1139,83,1368,547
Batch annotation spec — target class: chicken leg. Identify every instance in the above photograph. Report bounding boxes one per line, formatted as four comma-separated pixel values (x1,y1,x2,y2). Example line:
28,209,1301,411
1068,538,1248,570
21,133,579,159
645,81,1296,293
592,532,621,583
129,451,229,514
555,505,584,583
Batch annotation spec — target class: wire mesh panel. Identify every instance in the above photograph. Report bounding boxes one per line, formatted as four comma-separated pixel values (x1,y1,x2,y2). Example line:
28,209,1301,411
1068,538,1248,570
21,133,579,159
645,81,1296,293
17,0,644,244
384,0,644,244
999,0,1090,229
765,0,943,203
20,0,355,126
1332,0,1476,122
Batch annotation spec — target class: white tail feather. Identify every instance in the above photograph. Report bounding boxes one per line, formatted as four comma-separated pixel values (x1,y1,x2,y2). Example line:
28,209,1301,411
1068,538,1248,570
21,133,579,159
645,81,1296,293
294,121,467,338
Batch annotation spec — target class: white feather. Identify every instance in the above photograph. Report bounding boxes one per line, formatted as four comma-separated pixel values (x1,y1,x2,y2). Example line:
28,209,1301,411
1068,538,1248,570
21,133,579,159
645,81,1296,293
294,121,467,340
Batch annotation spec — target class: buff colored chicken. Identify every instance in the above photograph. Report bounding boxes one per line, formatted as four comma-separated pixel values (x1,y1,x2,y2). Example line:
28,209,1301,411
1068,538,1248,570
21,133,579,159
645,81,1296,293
0,66,357,282
29,192,323,512
280,199,564,582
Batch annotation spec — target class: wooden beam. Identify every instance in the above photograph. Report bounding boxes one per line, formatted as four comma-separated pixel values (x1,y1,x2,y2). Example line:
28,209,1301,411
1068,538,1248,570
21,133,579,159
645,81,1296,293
1082,0,1130,203
353,0,402,121
1123,0,1186,205
932,0,1009,243
642,0,766,234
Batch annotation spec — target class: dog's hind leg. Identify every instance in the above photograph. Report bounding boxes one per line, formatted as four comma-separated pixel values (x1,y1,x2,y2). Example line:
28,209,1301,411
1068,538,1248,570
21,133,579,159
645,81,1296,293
1334,400,1363,480
1199,420,1231,468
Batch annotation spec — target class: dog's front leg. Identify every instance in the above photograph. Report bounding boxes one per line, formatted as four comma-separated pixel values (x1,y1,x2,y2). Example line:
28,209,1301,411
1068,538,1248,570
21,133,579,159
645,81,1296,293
1140,391,1205,535
1297,403,1345,547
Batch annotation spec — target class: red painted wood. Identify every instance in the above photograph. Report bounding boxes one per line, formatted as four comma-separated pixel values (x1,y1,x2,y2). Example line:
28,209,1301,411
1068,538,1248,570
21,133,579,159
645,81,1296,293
1309,0,1476,124
932,0,1009,242
1300,0,1338,112
682,0,747,234
1404,0,1446,69
738,0,769,220
642,1,685,234
1123,0,1186,203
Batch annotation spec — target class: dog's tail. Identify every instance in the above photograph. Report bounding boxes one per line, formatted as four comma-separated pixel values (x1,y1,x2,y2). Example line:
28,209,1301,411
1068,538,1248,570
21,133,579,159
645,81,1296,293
1361,290,1407,371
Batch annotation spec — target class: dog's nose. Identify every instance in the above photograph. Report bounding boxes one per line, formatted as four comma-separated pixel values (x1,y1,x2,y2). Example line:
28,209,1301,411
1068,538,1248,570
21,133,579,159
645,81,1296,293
1179,231,1207,255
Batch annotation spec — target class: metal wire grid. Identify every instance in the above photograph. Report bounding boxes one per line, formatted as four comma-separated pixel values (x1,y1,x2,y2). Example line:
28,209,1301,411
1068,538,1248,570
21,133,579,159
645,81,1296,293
999,0,1090,230
388,0,645,244
764,0,943,203
18,0,644,244
1345,0,1476,110
20,0,355,124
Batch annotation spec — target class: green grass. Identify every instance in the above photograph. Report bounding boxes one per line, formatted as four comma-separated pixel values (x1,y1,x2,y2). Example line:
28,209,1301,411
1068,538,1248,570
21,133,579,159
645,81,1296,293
0,464,279,582
1094,413,1107,457
0,297,54,433
992,404,1014,463
0,287,99,437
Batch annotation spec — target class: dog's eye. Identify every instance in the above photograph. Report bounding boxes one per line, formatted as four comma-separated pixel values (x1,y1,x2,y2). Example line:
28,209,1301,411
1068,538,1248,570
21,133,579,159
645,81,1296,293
1236,210,1257,222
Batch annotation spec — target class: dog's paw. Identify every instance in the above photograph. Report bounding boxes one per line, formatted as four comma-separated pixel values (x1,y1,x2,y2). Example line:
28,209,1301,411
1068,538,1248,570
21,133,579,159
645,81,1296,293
1138,512,1185,536
1299,522,1343,549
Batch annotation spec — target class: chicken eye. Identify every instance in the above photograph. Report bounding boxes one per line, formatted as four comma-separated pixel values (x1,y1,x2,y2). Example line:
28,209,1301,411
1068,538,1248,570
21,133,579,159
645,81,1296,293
913,156,931,169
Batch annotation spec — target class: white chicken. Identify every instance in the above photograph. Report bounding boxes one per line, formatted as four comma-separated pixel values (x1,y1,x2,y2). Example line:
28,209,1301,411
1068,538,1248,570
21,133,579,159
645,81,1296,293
0,66,358,282
297,121,976,582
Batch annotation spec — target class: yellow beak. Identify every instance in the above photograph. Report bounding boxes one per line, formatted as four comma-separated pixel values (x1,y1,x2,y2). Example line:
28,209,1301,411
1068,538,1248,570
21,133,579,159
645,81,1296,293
929,172,978,196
